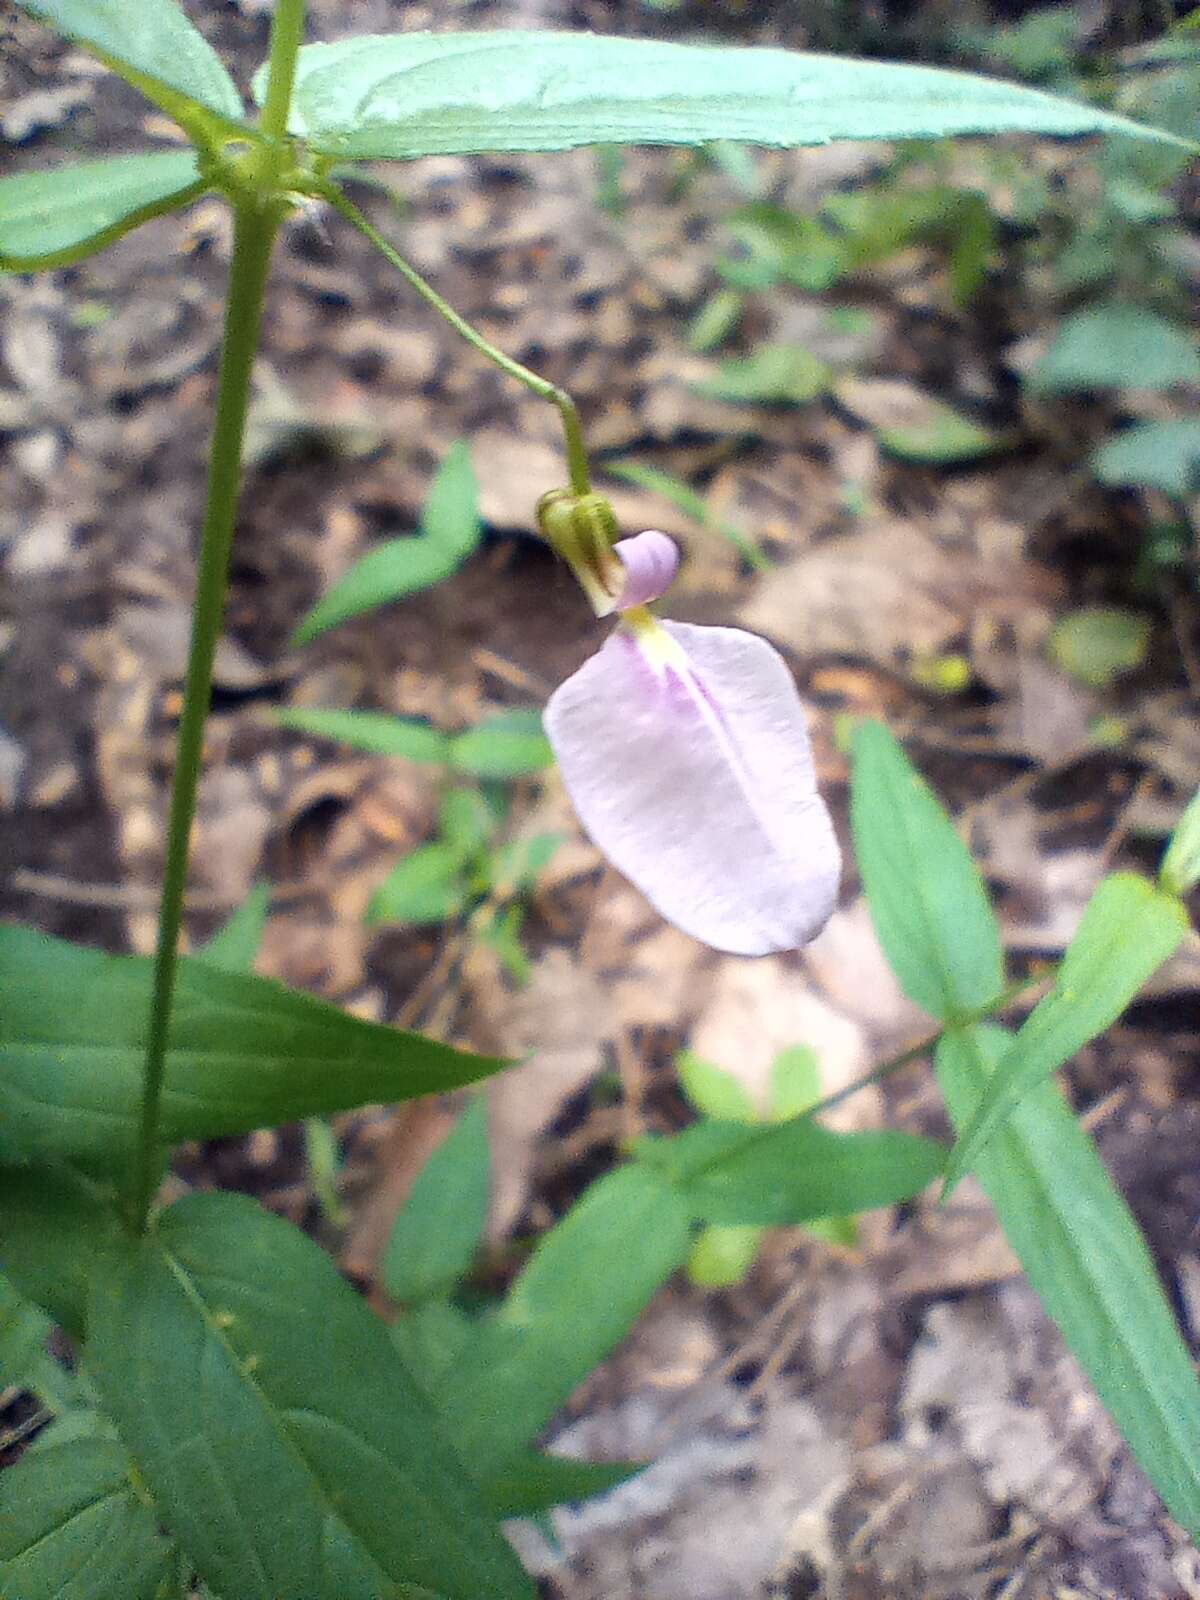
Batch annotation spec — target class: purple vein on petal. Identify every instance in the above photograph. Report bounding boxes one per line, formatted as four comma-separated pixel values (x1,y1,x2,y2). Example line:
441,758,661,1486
624,618,783,855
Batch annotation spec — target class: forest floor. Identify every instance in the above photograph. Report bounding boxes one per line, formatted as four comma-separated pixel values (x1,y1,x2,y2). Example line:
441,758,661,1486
3,1,1200,1595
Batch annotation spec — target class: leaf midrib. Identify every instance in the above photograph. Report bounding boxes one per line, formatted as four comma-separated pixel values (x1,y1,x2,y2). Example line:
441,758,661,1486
156,1239,340,1597
958,1030,1200,1520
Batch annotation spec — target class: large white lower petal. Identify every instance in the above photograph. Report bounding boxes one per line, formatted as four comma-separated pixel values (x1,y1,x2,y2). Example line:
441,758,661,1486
544,619,841,955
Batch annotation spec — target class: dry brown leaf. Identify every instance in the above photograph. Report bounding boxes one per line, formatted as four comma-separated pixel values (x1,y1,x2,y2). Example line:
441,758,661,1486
806,898,930,1042
737,521,962,664
485,949,611,1237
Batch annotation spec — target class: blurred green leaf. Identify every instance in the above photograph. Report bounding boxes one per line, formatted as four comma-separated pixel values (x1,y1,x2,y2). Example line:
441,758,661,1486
706,139,760,195
822,184,994,303
937,1025,1200,1539
304,1117,349,1229
850,720,1005,1021
971,7,1080,83
876,399,1004,463
604,459,768,571
1030,304,1200,393
687,1222,763,1287
440,787,497,861
197,881,270,974
449,709,553,779
485,1452,645,1519
276,707,451,763
721,203,845,292
384,1098,490,1304
24,1395,114,1451
0,151,203,272
1161,786,1200,896
89,1193,533,1600
1093,419,1200,497
367,843,472,925
1106,177,1176,224
0,1437,174,1600
441,1165,693,1479
803,1212,859,1248
262,33,1190,160
639,1117,945,1225
0,1273,52,1389
491,833,562,897
910,652,972,695
593,143,626,213
390,1298,477,1413
676,1049,757,1123
14,0,243,123
697,342,832,406
835,376,1005,462
293,440,479,643
945,874,1188,1189
768,1045,822,1120
1048,606,1150,686
0,1162,119,1339
476,903,532,984
0,925,507,1166
687,288,744,352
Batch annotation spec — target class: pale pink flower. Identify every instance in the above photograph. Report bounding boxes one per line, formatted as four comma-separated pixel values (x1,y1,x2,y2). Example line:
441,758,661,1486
611,530,679,610
545,614,841,955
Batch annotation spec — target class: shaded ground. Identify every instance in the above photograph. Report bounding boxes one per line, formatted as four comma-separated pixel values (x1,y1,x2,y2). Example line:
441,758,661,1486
2,1,1200,1595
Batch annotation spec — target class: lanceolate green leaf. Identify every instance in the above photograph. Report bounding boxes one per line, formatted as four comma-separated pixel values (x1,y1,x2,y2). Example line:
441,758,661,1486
383,1097,490,1304
15,0,244,127
1093,418,1200,497
0,1437,174,1600
293,440,479,643
0,151,204,272
486,1452,645,1519
0,1273,52,1388
88,1193,533,1600
1029,304,1200,393
636,1116,945,1226
441,1164,692,1479
276,707,452,763
676,1049,757,1123
0,1162,120,1339
197,880,271,974
367,843,471,926
944,873,1187,1189
937,1026,1200,1538
449,709,554,778
0,925,507,1166
256,32,1189,161
851,720,1005,1020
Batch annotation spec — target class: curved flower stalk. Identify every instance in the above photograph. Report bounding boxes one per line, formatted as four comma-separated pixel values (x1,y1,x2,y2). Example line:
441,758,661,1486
545,593,842,956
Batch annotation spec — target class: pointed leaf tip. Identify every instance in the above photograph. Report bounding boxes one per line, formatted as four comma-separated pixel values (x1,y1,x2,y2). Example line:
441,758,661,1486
545,619,841,955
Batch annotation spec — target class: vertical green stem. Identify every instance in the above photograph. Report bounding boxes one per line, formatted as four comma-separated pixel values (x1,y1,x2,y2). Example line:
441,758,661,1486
317,182,593,496
130,201,280,1232
260,0,306,142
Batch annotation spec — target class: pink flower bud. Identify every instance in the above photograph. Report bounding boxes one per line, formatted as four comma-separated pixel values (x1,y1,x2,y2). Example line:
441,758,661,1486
612,530,680,610
544,617,841,955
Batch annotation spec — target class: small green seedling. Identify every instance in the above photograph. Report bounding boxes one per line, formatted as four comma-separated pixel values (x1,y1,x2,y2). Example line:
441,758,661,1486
679,1046,857,1288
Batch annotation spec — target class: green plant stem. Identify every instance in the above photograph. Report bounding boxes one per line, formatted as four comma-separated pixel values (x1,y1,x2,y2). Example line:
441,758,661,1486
664,968,1055,1186
130,202,281,1233
260,0,306,142
317,180,592,496
807,969,1052,1122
